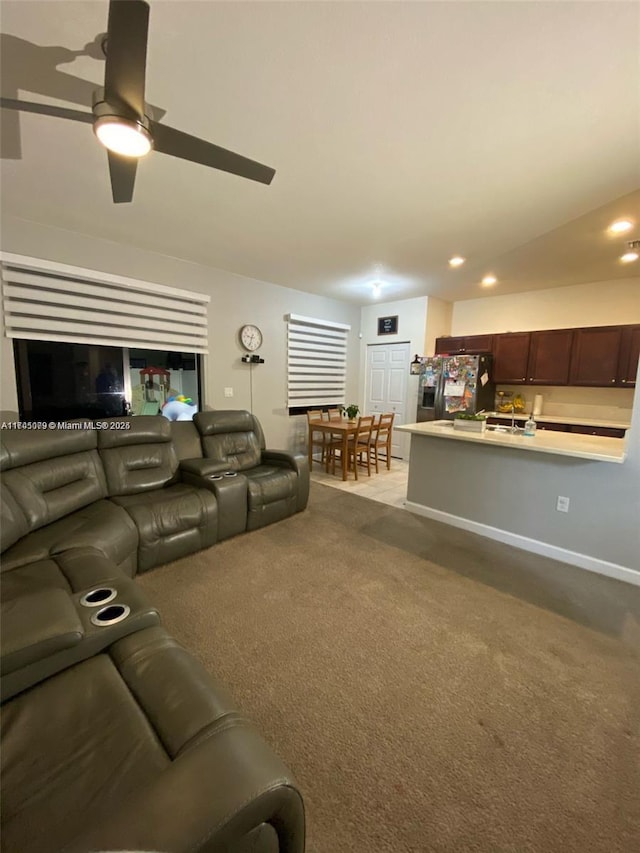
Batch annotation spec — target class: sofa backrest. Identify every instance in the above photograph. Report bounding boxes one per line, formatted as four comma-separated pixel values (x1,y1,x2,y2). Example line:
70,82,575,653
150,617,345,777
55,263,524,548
194,411,264,472
169,421,203,462
0,428,108,539
97,416,179,495
0,484,30,553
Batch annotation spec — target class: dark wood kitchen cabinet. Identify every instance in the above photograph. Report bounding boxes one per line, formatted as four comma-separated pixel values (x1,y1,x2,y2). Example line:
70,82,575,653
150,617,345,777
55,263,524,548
617,324,640,386
569,326,622,387
435,323,639,388
527,329,574,385
435,334,494,355
492,332,531,383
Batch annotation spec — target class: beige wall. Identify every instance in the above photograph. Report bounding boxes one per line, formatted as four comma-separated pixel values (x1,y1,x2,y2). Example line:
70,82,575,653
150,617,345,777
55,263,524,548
424,296,452,356
451,277,640,334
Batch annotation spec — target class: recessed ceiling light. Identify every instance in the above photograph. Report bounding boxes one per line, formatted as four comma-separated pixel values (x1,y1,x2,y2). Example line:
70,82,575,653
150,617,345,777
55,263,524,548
372,282,382,298
620,240,640,263
608,219,634,235
481,275,497,286
449,256,465,267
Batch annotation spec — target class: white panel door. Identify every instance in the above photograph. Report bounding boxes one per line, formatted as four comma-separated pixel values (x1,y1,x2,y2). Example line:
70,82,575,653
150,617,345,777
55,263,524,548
365,342,411,458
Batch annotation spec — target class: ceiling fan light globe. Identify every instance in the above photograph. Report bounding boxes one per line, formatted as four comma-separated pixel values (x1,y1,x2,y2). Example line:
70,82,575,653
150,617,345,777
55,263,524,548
94,115,152,157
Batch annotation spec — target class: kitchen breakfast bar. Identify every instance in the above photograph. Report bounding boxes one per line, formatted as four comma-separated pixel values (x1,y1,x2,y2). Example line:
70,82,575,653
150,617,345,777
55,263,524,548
396,420,639,584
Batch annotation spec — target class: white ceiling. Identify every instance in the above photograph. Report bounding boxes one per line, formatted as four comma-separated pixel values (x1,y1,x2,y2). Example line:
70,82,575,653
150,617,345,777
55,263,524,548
1,0,639,305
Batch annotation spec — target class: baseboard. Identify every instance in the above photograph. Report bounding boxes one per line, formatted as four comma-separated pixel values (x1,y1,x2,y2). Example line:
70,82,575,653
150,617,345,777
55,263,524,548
403,501,640,587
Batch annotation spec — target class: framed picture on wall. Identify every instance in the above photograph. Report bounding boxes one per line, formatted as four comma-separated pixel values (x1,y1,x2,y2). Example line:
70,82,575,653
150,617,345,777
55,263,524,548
377,315,398,335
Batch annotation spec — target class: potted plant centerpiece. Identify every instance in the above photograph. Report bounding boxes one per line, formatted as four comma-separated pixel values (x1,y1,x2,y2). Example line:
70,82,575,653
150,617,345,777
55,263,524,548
453,413,487,433
342,404,360,422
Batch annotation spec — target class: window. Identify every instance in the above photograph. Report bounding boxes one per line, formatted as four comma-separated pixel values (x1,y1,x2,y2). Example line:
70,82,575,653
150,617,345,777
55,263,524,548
286,313,351,415
14,340,127,421
126,348,201,419
14,342,203,422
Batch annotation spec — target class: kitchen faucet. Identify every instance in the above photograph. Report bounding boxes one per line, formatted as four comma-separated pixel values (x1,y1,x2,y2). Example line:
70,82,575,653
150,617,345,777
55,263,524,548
509,403,521,434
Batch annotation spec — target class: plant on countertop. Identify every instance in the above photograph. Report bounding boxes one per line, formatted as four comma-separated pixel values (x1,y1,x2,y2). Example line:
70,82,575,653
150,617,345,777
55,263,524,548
342,404,360,420
454,413,487,421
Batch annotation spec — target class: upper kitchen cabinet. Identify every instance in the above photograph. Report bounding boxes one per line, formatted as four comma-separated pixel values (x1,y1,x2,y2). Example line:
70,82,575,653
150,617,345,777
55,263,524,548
527,329,574,385
434,334,494,355
569,326,623,386
617,324,640,386
492,332,531,384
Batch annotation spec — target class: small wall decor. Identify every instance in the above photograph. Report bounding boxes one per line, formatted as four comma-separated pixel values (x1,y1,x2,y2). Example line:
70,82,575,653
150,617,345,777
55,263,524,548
377,315,398,335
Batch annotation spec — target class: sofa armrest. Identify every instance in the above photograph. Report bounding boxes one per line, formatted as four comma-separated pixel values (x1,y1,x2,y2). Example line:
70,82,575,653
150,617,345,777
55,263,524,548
262,450,310,512
180,457,230,478
68,722,305,853
0,589,83,676
261,450,305,473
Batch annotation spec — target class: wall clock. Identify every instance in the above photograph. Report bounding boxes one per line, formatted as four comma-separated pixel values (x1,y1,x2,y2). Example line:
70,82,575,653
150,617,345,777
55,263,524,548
239,324,263,352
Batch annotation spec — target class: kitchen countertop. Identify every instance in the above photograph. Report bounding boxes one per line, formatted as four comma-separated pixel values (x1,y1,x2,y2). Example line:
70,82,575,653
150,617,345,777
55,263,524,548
396,420,628,464
485,412,631,429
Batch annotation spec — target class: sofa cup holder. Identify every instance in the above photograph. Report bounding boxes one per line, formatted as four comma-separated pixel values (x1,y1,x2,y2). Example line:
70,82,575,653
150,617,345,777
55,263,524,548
209,471,238,480
224,471,238,477
80,587,117,608
90,603,131,627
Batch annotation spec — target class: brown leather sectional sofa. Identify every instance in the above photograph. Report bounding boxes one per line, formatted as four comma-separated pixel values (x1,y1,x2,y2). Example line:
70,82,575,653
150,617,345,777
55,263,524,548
0,411,308,853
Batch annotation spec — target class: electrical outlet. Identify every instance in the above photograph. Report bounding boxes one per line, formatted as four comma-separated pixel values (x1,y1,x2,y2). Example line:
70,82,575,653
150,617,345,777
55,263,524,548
224,387,233,398
556,496,570,513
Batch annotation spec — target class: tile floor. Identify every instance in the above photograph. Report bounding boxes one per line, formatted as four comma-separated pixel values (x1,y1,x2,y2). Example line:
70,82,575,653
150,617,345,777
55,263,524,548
309,454,409,508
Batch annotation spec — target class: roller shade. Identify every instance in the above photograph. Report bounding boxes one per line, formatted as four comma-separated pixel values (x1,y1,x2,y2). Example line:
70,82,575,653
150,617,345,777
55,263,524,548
1,253,209,353
287,313,351,411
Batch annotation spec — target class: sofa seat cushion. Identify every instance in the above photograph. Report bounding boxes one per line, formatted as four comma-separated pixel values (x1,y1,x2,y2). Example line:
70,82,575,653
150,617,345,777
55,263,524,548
0,499,138,573
0,548,129,603
112,484,218,572
245,465,298,531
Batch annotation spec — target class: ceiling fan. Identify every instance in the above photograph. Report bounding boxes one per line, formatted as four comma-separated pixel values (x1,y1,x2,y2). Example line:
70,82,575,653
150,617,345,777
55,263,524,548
0,0,276,203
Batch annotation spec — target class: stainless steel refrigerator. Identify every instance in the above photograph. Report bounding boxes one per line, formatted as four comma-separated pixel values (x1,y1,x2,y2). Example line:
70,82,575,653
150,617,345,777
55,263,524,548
416,354,494,421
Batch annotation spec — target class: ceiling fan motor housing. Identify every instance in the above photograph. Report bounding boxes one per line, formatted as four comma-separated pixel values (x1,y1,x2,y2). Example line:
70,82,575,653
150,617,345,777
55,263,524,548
92,88,149,126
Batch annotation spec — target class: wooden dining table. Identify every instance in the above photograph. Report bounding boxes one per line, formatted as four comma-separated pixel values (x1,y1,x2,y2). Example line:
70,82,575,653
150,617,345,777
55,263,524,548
308,418,359,481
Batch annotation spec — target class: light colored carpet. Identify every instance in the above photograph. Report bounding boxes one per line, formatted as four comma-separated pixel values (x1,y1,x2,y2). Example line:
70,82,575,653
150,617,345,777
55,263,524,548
137,483,640,853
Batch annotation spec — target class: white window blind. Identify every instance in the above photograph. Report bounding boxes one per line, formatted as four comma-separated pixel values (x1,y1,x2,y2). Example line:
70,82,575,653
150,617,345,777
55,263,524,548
1,253,209,353
287,313,351,410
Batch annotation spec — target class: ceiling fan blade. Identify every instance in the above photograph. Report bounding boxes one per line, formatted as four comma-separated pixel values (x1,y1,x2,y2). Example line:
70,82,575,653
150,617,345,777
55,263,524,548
0,97,93,124
104,0,149,118
107,151,137,203
150,121,276,185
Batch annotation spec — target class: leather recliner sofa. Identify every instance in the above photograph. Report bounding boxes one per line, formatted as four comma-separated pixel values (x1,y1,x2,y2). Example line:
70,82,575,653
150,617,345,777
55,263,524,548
180,410,310,535
0,412,308,852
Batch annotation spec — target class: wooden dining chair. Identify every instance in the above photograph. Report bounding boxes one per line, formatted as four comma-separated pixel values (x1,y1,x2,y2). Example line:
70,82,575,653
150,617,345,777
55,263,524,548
368,412,395,472
326,407,343,421
329,415,375,480
307,409,327,468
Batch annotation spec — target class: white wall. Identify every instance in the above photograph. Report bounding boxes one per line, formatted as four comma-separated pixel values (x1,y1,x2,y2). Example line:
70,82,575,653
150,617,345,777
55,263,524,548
451,277,640,334
0,216,360,452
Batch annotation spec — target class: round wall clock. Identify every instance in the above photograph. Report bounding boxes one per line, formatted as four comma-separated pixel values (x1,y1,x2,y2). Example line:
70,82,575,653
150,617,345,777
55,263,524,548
239,324,263,352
